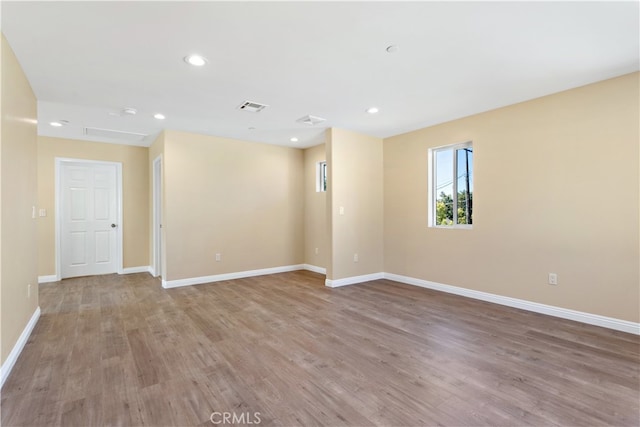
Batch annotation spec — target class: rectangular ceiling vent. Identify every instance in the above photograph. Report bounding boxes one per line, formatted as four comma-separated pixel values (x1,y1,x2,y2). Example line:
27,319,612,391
84,127,147,142
237,100,268,113
296,115,326,126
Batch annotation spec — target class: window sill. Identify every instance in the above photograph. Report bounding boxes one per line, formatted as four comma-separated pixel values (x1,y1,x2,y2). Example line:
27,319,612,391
430,225,473,230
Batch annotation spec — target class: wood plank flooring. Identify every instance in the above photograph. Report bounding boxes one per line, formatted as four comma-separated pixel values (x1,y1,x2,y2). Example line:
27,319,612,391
1,271,638,426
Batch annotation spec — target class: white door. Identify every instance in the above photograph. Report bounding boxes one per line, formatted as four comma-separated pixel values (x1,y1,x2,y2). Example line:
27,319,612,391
61,161,118,278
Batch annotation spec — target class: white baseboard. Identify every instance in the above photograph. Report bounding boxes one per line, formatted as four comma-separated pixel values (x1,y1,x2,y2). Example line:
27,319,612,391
303,264,326,275
38,275,58,284
325,272,384,288
1,306,41,389
162,264,306,289
128,262,638,335
384,273,640,335
121,266,152,275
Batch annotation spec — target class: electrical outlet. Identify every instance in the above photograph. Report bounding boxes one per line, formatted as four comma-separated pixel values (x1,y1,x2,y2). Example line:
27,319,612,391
548,273,558,285
353,253,359,263
315,247,319,255
215,253,221,262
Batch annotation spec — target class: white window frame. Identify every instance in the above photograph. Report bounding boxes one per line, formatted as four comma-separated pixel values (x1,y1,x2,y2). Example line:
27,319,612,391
316,161,327,192
428,141,473,229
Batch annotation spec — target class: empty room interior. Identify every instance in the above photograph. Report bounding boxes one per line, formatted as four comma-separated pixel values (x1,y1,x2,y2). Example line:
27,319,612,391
1,2,639,426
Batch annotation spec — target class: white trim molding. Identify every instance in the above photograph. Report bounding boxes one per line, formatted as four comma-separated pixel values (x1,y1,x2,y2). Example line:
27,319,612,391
384,273,640,335
38,275,58,284
1,307,41,389
156,265,638,335
162,264,306,289
303,264,326,275
152,155,163,279
325,272,384,288
121,266,152,275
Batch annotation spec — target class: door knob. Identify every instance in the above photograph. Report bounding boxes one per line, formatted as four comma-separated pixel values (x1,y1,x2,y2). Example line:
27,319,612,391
111,224,117,228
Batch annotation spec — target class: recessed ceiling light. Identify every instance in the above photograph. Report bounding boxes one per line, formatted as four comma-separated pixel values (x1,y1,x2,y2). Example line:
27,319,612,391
386,45,399,53
366,107,379,114
184,54,207,66
154,113,166,120
122,108,137,116
49,120,68,127
290,137,299,143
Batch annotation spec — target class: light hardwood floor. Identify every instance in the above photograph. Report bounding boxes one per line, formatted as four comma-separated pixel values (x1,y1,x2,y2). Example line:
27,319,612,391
1,271,638,426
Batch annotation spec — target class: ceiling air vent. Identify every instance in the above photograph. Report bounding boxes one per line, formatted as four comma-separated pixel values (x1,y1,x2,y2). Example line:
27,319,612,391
296,115,326,126
84,127,147,142
237,100,268,113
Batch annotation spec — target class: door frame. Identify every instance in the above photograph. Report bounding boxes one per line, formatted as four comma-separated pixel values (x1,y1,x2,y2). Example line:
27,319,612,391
55,157,124,281
152,155,163,278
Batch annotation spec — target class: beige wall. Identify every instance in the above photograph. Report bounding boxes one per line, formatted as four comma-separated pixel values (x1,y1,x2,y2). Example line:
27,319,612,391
303,143,327,269
162,130,304,281
327,128,384,280
37,136,149,276
1,34,39,365
384,72,640,322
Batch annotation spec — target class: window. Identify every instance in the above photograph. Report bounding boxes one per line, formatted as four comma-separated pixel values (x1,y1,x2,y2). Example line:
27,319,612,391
316,161,327,192
430,142,473,227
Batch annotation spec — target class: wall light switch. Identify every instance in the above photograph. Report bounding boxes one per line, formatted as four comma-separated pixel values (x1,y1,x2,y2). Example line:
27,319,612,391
39,208,47,217
339,206,344,215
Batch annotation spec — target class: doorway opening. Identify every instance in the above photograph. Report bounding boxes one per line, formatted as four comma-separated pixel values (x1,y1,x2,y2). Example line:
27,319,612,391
152,155,163,278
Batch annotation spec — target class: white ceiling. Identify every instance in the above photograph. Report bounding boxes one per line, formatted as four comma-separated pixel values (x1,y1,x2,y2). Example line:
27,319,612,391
2,1,638,148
